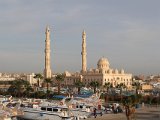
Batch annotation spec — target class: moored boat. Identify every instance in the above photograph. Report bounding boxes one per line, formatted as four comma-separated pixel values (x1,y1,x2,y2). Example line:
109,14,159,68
18,105,74,120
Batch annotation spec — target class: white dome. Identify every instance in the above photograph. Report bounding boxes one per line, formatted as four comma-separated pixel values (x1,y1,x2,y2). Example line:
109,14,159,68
115,69,118,74
120,69,124,74
97,57,110,70
64,71,71,76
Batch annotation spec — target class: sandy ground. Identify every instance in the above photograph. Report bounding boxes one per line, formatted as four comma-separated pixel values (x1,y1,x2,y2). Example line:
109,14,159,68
86,106,160,120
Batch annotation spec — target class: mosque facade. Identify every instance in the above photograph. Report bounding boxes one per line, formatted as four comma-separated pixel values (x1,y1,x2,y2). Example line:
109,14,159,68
63,31,132,88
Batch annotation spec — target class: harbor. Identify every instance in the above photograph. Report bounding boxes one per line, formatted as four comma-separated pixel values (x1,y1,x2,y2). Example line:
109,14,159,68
0,94,160,120
1,1,160,120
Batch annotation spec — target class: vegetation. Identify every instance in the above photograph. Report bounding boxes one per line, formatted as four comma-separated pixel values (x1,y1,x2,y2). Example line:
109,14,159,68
8,79,33,98
132,82,141,95
104,82,113,92
55,74,65,95
116,83,126,102
142,95,160,105
34,73,43,87
75,80,84,94
44,78,52,98
33,91,46,99
90,81,100,93
23,85,33,98
103,82,113,104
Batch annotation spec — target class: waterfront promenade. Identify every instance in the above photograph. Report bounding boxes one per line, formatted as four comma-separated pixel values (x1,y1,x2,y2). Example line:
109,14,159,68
86,106,160,120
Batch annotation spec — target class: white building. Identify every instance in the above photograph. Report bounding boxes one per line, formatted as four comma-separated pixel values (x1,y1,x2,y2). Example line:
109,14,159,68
64,57,132,88
63,31,132,88
26,73,37,86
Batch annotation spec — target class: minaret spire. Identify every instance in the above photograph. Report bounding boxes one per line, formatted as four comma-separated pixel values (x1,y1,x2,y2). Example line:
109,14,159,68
81,30,87,73
44,26,52,79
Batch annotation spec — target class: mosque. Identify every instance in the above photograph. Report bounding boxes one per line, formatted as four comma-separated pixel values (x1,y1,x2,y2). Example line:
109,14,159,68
63,31,132,88
44,27,132,88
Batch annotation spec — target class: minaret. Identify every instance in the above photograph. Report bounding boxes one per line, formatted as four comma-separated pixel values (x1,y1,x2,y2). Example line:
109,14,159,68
44,26,52,79
81,30,87,73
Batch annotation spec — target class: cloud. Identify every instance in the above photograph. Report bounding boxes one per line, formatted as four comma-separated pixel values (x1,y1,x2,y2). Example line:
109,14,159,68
0,0,160,75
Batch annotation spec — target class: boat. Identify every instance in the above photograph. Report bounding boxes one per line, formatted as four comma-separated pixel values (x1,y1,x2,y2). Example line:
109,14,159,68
0,109,12,120
66,94,105,119
18,104,74,120
0,98,24,120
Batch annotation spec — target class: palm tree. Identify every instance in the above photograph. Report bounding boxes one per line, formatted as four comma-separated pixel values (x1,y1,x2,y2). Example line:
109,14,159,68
24,85,33,98
90,81,100,93
44,78,52,98
116,83,126,103
103,82,112,104
8,79,32,98
104,82,112,93
55,74,64,95
75,80,84,94
132,82,141,96
34,73,43,87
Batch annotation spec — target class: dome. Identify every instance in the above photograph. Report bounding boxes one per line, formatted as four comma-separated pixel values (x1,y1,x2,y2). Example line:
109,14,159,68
120,69,124,74
97,57,110,70
114,69,118,74
64,71,71,76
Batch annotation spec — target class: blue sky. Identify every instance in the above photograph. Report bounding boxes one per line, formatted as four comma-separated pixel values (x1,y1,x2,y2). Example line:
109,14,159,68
0,0,160,75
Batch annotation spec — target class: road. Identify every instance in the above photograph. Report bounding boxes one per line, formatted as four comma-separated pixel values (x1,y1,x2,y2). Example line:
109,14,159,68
86,106,160,120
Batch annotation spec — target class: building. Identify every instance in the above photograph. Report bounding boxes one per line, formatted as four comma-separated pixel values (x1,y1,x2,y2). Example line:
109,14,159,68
26,73,37,86
0,73,16,91
64,58,132,88
142,84,153,91
63,31,132,88
44,26,52,79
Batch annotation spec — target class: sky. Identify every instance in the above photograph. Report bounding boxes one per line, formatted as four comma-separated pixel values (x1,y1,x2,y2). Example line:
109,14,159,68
0,0,160,76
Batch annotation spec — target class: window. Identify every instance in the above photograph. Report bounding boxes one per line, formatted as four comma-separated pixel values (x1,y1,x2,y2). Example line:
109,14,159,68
53,109,58,112
47,108,52,111
80,105,83,108
41,107,46,111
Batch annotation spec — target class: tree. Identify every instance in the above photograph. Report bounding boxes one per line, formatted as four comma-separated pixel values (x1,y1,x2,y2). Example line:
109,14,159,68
103,82,113,104
34,91,46,99
132,82,141,96
122,93,142,120
75,80,84,94
116,83,126,102
104,82,112,92
34,73,43,87
55,74,64,95
8,79,32,98
123,95,137,120
90,81,100,93
24,85,33,98
44,78,52,98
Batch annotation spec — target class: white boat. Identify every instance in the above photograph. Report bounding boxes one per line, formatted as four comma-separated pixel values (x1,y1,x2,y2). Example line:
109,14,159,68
0,101,24,120
66,95,105,119
18,105,74,120
69,103,92,119
0,110,12,120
